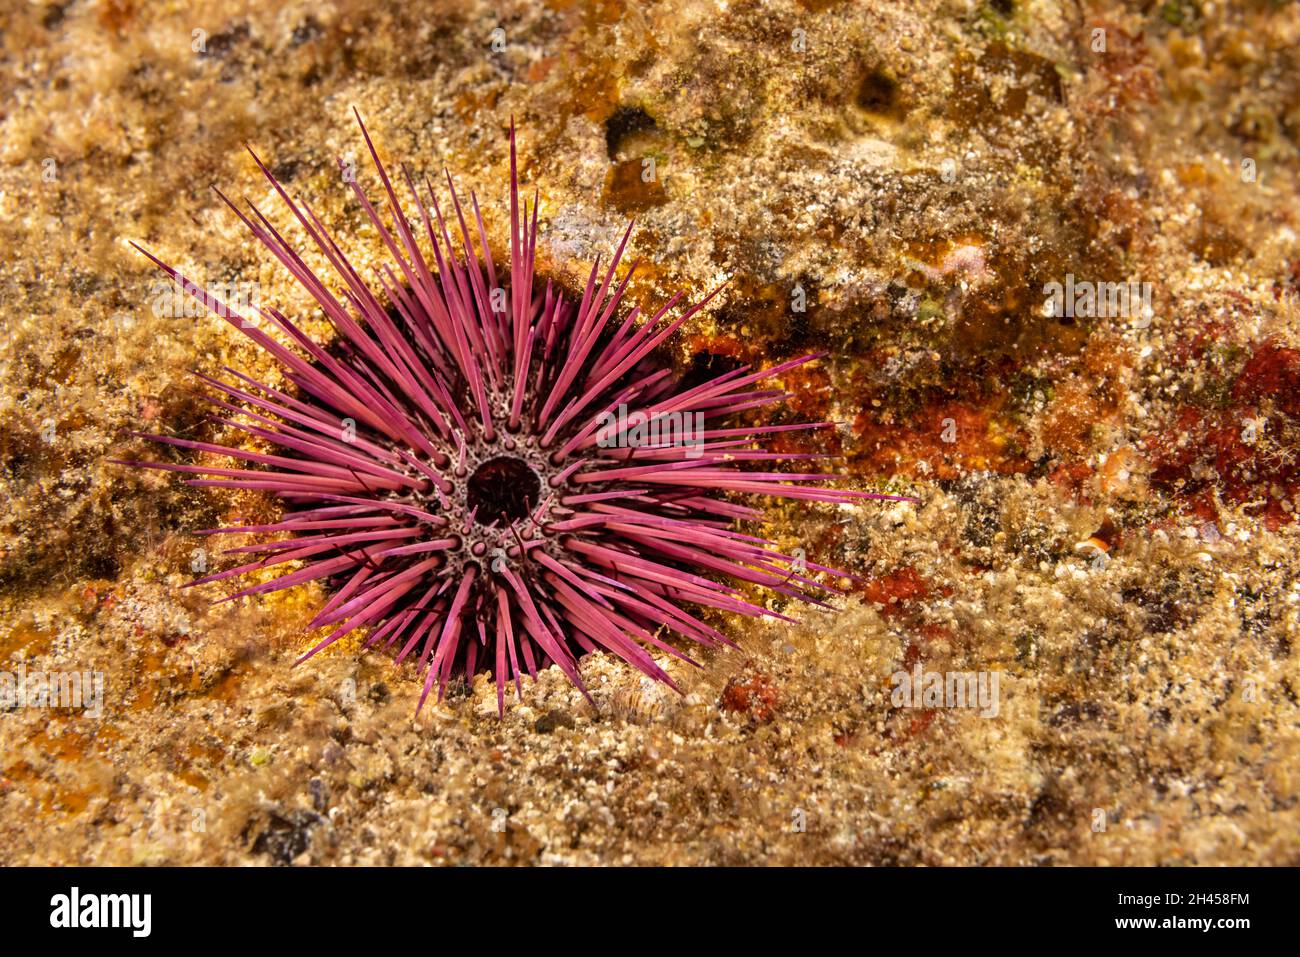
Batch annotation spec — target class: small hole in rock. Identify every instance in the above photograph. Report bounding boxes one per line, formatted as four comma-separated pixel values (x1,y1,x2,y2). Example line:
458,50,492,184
604,106,658,160
855,68,904,119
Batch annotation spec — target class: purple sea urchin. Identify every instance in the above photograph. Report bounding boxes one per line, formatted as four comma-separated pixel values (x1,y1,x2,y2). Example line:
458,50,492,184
119,114,907,713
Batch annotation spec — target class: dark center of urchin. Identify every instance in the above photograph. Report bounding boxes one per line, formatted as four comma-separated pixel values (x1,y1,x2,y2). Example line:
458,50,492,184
466,455,541,527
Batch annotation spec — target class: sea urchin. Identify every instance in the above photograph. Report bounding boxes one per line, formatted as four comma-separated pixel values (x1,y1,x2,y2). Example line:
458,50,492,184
118,113,906,713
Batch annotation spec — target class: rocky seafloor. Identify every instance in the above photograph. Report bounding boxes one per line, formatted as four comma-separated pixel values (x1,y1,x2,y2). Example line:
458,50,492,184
1,0,1298,865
